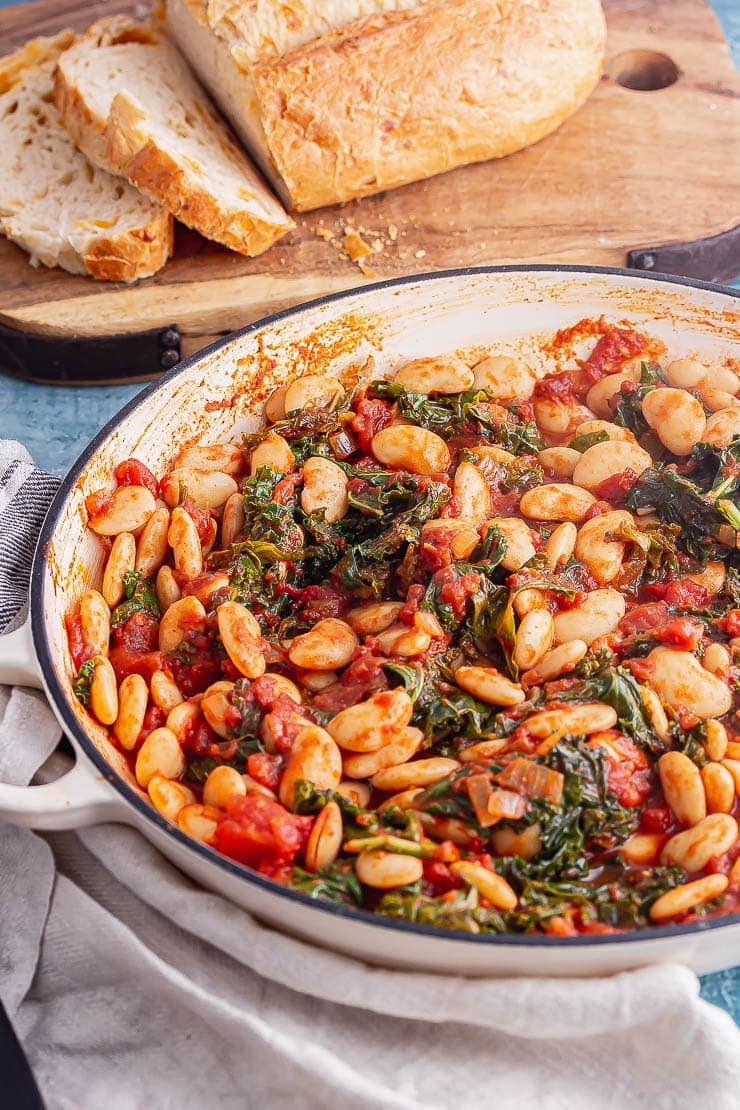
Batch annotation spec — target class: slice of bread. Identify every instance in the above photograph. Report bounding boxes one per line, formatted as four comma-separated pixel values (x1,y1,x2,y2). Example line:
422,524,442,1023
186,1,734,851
165,0,435,207
0,32,173,282
54,16,294,257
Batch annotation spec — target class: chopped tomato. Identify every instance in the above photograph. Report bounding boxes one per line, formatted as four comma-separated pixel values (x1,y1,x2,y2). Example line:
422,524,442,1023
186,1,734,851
593,468,638,503
312,647,389,711
166,648,221,697
399,584,425,625
352,396,394,455
640,804,675,835
644,578,708,610
115,458,158,498
138,705,166,744
112,611,159,653
109,646,165,684
181,712,219,756
584,500,613,520
581,324,647,385
625,657,656,683
435,566,480,620
721,609,740,637
247,751,282,791
534,370,581,405
85,489,114,517
180,497,213,544
619,602,670,634
654,618,704,651
262,694,311,754
215,794,313,871
65,613,94,670
273,471,303,505
277,583,350,622
422,860,464,896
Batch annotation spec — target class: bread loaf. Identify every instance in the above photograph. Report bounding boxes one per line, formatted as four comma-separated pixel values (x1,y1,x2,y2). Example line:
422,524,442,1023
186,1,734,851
166,0,606,212
0,32,173,281
54,16,295,257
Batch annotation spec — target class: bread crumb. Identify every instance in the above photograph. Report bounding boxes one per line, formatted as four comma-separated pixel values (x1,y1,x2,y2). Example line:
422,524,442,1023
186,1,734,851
315,227,334,242
388,223,398,241
414,249,427,259
344,228,373,261
359,260,379,279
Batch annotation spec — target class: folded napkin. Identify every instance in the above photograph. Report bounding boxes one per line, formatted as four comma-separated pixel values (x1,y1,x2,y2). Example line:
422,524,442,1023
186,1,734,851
1,439,740,1110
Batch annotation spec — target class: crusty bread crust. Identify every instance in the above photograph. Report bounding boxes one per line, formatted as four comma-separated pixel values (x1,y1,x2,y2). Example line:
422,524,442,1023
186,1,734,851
54,15,294,257
0,31,172,282
249,0,606,211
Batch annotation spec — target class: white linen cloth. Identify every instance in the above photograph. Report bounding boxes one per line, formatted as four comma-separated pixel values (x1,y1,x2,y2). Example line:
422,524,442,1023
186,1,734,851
1,440,740,1110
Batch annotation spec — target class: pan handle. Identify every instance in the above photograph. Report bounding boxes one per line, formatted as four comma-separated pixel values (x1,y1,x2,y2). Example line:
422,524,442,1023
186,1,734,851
0,619,129,829
0,619,43,689
0,755,124,830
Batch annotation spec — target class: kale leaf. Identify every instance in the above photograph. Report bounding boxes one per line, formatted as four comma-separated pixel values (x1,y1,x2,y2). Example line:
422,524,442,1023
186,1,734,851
110,570,159,626
73,658,96,705
626,465,739,559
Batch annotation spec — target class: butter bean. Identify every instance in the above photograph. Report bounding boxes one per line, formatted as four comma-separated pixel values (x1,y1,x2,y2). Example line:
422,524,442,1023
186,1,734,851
284,375,344,415
327,688,413,752
513,610,554,670
343,727,423,780
574,511,633,585
279,725,343,809
355,850,423,889
660,814,738,871
538,447,580,480
553,588,625,646
472,355,536,400
544,521,577,567
371,425,450,476
175,443,243,474
521,640,588,686
158,595,206,652
135,507,170,577
519,484,596,523
168,506,203,581
371,757,460,793
453,461,491,524
346,602,403,636
148,776,196,822
301,456,348,522
485,517,535,571
647,647,732,719
135,727,185,788
162,468,238,510
114,673,149,751
102,533,136,608
701,763,736,814
704,407,740,448
250,431,295,476
572,441,652,492
288,618,358,671
88,485,156,535
89,656,118,726
79,590,110,657
642,388,706,456
217,600,266,679
305,800,343,872
394,355,473,394
650,874,729,921
658,751,707,827
455,666,525,707
450,860,518,910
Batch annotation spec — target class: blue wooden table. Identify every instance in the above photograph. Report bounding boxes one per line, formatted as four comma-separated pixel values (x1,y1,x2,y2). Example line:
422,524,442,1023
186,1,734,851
0,0,737,1020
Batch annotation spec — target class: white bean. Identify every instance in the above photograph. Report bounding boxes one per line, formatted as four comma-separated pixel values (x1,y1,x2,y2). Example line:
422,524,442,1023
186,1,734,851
88,485,156,535
342,727,423,780
574,510,633,585
650,874,729,921
394,355,473,394
284,375,344,415
114,673,149,751
135,727,185,788
79,590,111,657
647,647,732,719
585,366,641,418
301,456,349,522
371,425,450,476
665,358,738,395
686,562,726,597
524,702,617,740
554,588,626,649
201,681,236,739
175,443,243,474
699,387,739,413
89,656,118,726
521,640,588,685
265,383,288,423
375,624,431,658
158,595,207,652
703,643,731,676
370,758,460,793
203,765,247,809
162,468,238,510
327,688,413,752
658,751,707,827
519,484,596,522
701,763,736,814
305,800,343,872
168,506,203,581
454,666,525,707
147,776,196,821
288,618,358,671
176,804,221,844
150,670,184,713
660,814,738,872
472,355,536,400
454,461,491,524
221,492,246,548
155,565,180,612
355,850,423,889
572,441,652,492
278,725,343,809
217,601,266,679
450,861,517,909
135,506,170,577
513,610,554,670
642,388,706,456
346,602,403,636
486,517,535,571
574,419,635,443
545,521,577,567
250,431,295,476
704,407,740,448
102,533,136,608
539,447,580,480
533,396,593,437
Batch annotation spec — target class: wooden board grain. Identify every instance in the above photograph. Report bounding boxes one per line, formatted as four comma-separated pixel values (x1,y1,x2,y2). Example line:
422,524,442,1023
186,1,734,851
0,0,738,357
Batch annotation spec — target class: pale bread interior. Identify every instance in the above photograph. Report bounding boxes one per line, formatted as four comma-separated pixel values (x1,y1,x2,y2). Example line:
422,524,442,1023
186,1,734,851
58,25,292,234
0,32,169,277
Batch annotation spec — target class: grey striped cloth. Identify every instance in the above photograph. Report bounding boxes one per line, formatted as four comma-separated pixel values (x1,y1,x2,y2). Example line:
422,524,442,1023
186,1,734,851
0,441,60,634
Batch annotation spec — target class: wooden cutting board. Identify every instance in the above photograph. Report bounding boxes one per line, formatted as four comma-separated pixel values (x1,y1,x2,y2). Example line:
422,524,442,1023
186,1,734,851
0,0,738,381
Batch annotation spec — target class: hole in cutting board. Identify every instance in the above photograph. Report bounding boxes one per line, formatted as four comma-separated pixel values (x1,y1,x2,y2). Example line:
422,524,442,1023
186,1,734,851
607,50,680,91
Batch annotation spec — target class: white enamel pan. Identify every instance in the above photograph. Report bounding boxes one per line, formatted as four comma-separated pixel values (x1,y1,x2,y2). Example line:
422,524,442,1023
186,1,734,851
1,266,738,977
